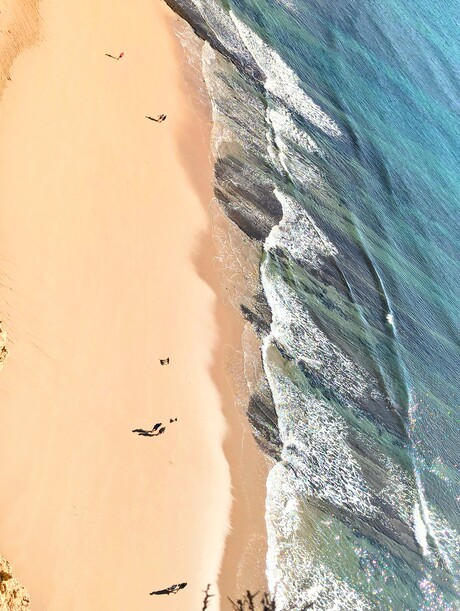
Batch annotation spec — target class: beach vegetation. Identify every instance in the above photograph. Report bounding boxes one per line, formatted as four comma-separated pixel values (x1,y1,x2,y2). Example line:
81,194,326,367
201,587,314,609
228,590,276,609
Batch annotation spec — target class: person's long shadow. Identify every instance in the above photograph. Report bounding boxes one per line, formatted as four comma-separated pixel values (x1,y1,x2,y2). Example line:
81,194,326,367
105,52,124,60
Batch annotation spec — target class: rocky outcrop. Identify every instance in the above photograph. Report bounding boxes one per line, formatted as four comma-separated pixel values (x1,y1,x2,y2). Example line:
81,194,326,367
0,557,30,610
0,326,27,609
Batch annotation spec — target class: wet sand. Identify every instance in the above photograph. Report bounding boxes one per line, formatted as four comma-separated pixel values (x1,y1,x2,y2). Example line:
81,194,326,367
170,22,270,604
0,0,268,609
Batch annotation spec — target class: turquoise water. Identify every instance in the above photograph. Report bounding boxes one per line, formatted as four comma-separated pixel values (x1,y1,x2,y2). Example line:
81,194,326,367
167,0,459,607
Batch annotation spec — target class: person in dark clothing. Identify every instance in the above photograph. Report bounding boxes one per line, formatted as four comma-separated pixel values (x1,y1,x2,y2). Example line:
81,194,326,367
146,114,167,123
150,583,187,596
132,423,165,437
105,51,124,60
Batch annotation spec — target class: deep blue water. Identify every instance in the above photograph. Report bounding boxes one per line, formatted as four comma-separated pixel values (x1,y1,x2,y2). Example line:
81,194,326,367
167,0,459,607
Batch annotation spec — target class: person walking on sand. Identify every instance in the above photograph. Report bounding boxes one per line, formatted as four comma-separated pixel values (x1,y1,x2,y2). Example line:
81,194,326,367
150,583,187,596
105,51,124,60
146,114,167,123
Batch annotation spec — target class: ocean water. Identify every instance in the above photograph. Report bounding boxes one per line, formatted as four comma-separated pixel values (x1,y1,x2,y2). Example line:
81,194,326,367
165,0,460,608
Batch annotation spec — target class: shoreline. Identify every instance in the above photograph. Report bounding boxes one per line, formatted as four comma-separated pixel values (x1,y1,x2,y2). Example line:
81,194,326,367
164,15,270,602
0,0,268,608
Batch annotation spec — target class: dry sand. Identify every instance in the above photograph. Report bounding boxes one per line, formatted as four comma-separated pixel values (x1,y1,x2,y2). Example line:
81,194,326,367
0,0,268,609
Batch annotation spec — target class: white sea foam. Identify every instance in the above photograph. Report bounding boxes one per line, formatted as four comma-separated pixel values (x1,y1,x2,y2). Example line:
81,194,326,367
264,107,325,196
202,43,243,159
420,489,460,575
260,180,377,606
260,183,378,519
262,337,374,515
191,0,257,70
274,0,300,16
418,578,459,611
414,502,429,555
231,12,342,138
266,189,336,266
271,128,324,188
178,6,457,607
262,258,371,402
379,456,415,526
409,400,460,571
266,463,372,610
202,43,273,166
427,518,460,579
268,106,321,153
186,9,455,605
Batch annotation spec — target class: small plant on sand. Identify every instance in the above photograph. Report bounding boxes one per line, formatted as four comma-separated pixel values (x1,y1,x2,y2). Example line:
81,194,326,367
202,586,314,610
202,584,214,610
228,590,276,610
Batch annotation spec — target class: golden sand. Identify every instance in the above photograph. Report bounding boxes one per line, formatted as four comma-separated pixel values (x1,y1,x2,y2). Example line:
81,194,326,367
0,1,268,609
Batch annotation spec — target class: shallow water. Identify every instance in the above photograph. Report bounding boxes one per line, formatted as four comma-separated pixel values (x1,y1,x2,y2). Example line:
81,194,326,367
167,0,460,607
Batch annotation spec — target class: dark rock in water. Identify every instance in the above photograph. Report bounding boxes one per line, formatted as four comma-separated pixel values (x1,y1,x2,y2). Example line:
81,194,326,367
214,156,283,242
247,390,282,461
162,0,265,83
161,0,283,468
299,487,422,561
163,0,221,49
240,292,272,336
216,191,267,242
240,303,269,336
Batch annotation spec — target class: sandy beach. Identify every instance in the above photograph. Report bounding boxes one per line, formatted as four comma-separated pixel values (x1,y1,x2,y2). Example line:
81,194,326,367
0,0,267,609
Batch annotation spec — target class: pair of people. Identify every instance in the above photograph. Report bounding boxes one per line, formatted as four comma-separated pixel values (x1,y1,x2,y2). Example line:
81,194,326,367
105,52,167,124
132,422,165,437
132,418,177,437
